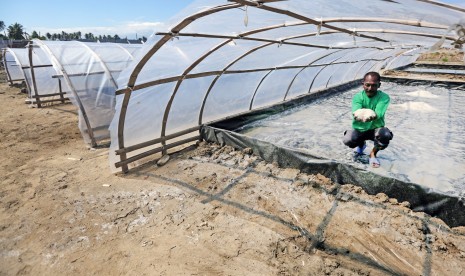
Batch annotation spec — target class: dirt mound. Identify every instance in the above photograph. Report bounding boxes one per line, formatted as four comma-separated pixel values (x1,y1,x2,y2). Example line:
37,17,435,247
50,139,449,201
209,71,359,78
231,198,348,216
417,48,464,63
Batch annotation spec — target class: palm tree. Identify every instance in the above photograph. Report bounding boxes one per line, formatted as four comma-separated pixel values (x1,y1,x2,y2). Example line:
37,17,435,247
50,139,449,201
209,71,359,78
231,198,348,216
31,30,39,39
85,32,95,40
7,22,25,39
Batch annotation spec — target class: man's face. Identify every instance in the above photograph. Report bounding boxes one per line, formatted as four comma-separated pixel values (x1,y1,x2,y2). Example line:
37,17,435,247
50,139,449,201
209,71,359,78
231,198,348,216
363,75,380,97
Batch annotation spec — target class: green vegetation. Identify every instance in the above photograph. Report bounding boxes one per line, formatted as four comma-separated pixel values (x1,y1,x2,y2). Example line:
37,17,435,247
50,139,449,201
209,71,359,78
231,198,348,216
0,21,4,30
0,20,147,42
7,22,25,39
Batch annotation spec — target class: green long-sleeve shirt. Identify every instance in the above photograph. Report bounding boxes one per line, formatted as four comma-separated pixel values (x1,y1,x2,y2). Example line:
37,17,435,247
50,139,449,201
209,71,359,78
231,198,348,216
352,90,390,132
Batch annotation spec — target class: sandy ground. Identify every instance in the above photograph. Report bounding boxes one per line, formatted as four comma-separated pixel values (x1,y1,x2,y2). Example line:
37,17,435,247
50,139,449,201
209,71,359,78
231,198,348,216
382,69,465,82
416,48,464,64
1,67,465,275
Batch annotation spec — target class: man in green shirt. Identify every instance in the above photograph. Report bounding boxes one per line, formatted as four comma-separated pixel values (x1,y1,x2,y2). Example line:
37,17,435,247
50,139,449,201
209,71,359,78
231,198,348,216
343,72,393,168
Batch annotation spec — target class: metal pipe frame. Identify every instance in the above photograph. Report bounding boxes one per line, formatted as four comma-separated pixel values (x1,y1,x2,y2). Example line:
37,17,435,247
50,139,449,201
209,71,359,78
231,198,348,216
113,0,464,172
116,3,243,172
284,49,357,101
115,54,392,159
76,41,121,109
33,39,98,147
117,26,452,97
253,49,345,107
322,48,381,89
3,48,27,86
28,42,42,107
2,49,15,86
77,41,118,89
24,45,68,104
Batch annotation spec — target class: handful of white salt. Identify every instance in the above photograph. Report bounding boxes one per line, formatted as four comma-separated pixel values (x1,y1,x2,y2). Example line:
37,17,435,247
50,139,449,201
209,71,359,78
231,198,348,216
353,108,376,122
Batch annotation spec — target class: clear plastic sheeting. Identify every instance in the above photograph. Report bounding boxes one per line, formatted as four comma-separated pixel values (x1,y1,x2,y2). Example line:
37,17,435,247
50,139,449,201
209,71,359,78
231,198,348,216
110,0,465,172
2,48,26,85
4,46,70,106
31,40,142,146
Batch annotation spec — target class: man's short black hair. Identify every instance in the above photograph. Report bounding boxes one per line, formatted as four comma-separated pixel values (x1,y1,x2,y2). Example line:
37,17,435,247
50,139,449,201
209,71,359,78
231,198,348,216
363,71,381,82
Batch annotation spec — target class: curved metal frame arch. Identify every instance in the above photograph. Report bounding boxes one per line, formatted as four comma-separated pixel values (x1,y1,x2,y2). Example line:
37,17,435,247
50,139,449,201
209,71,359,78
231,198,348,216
195,27,397,126
383,48,423,70
1,49,11,84
76,41,120,109
119,5,424,160
117,18,455,94
27,43,42,107
114,0,463,171
283,49,353,101
351,48,403,81
153,23,374,154
116,3,244,172
252,49,345,106
197,42,273,125
119,15,395,159
126,3,244,89
156,26,455,136
195,45,352,126
34,40,98,147
248,70,274,110
158,40,232,151
4,48,29,88
322,48,384,88
116,22,432,166
77,41,118,89
113,26,452,96
360,48,416,77
307,56,346,93
3,48,20,86
156,21,323,147
114,44,136,59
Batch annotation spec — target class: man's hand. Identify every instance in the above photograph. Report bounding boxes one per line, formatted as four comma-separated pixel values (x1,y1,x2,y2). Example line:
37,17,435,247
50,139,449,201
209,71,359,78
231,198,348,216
353,108,377,122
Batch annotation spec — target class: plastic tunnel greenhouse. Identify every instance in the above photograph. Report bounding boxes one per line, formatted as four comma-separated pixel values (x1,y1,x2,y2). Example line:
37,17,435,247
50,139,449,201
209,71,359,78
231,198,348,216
108,0,465,227
5,46,69,106
2,48,27,85
110,0,464,171
4,41,143,147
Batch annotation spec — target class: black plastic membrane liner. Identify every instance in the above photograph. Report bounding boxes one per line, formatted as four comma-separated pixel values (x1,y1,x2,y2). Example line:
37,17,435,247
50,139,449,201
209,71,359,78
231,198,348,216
202,81,465,227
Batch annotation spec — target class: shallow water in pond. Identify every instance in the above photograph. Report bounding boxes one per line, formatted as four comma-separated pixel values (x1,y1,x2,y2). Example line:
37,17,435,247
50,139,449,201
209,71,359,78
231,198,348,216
237,82,465,196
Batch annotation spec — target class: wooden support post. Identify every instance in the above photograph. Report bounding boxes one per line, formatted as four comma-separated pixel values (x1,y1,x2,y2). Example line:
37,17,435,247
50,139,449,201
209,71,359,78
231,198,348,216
28,42,42,108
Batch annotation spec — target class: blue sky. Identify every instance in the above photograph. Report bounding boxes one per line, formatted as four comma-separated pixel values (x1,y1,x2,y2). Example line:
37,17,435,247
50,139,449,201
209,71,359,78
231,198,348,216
1,0,196,39
1,0,464,39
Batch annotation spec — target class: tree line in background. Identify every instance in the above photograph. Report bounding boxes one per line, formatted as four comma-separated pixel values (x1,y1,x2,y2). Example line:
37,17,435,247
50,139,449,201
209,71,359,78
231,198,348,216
0,21,147,42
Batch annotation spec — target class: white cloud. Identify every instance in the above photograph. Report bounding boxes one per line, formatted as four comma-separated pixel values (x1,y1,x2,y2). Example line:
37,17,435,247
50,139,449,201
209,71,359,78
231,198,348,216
32,21,165,39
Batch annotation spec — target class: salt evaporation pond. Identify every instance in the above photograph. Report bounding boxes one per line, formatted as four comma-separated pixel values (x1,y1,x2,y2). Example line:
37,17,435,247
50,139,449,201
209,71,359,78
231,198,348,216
237,82,465,196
